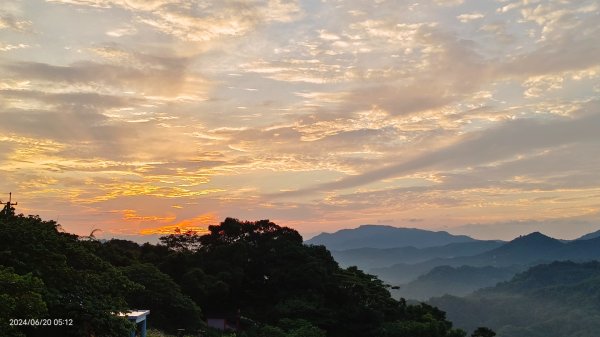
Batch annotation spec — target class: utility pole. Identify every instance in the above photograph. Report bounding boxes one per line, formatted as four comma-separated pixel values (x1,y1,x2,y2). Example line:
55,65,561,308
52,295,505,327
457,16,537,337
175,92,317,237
0,192,17,216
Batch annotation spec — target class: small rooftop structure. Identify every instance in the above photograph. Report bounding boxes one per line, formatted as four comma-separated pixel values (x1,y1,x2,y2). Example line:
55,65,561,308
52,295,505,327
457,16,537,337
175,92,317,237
118,310,150,337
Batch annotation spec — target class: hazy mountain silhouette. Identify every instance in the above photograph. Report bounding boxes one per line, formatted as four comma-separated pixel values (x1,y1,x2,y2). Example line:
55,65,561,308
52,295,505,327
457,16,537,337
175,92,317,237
305,225,476,250
429,261,600,337
331,240,503,269
372,232,600,284
576,228,600,240
391,265,523,301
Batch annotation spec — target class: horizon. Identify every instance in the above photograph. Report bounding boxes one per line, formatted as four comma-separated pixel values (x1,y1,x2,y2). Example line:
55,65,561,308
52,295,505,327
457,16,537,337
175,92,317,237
1,0,599,242
95,220,600,244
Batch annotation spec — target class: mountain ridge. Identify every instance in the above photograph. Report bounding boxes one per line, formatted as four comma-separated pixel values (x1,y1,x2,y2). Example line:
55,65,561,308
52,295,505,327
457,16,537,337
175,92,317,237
576,228,600,241
372,233,600,284
393,265,523,301
305,224,476,250
331,240,504,269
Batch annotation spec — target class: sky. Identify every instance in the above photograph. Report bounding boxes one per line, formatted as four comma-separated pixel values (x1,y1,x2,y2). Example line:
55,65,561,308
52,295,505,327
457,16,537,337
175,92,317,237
1,0,599,242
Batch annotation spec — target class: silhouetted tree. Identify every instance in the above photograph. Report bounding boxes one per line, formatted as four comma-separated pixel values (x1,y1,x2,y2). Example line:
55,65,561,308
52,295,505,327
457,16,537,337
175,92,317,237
159,228,203,251
120,263,203,333
471,327,496,337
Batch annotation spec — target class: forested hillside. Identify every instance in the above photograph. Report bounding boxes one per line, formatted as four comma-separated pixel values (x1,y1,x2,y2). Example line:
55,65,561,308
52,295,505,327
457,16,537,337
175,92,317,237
429,261,600,337
392,265,522,301
0,210,476,337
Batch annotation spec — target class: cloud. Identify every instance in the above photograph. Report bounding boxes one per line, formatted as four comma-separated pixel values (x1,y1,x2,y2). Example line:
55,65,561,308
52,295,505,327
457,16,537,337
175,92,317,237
457,12,485,23
449,217,600,241
49,0,302,42
122,209,176,222
0,12,31,32
275,109,600,196
2,58,195,97
0,88,145,108
434,0,464,6
137,213,216,235
498,27,600,77
106,25,137,37
0,43,29,52
2,0,600,240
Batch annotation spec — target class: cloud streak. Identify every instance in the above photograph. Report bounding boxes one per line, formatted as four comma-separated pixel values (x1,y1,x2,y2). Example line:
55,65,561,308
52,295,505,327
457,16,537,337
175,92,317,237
276,108,600,197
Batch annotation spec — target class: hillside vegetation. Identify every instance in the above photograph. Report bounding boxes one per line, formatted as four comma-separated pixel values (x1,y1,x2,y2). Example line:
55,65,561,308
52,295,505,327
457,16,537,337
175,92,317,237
392,265,522,301
0,210,474,337
429,261,600,337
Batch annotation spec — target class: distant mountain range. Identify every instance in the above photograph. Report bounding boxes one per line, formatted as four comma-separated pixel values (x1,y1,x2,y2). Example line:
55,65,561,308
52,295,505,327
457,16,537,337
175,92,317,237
372,232,600,284
392,265,523,301
305,225,476,250
306,225,600,300
429,261,600,337
330,240,504,270
576,228,600,240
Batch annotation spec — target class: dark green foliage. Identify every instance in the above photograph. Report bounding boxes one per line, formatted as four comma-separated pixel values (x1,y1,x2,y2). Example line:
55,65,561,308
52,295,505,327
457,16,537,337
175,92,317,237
160,230,203,252
0,214,135,337
94,239,142,267
120,263,203,333
156,217,466,337
256,325,288,337
378,303,467,337
471,327,496,337
0,266,48,337
429,261,600,337
1,212,471,337
276,318,326,337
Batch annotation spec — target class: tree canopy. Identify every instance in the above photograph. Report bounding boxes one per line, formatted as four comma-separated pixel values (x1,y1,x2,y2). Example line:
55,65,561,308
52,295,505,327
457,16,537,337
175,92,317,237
1,213,477,337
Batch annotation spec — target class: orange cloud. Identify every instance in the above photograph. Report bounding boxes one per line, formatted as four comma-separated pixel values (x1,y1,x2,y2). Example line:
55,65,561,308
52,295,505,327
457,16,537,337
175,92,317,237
122,209,176,222
138,213,217,235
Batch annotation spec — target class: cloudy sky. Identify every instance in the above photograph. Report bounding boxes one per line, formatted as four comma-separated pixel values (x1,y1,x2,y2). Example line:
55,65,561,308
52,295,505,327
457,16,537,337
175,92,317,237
1,0,599,241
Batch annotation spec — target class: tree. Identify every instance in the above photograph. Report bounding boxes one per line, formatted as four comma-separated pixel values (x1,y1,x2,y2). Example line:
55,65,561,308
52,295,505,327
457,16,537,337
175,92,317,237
279,319,326,337
159,229,203,252
1,213,481,337
120,263,203,333
187,218,466,337
95,239,141,267
471,327,496,337
256,325,287,337
0,267,48,337
0,214,136,337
